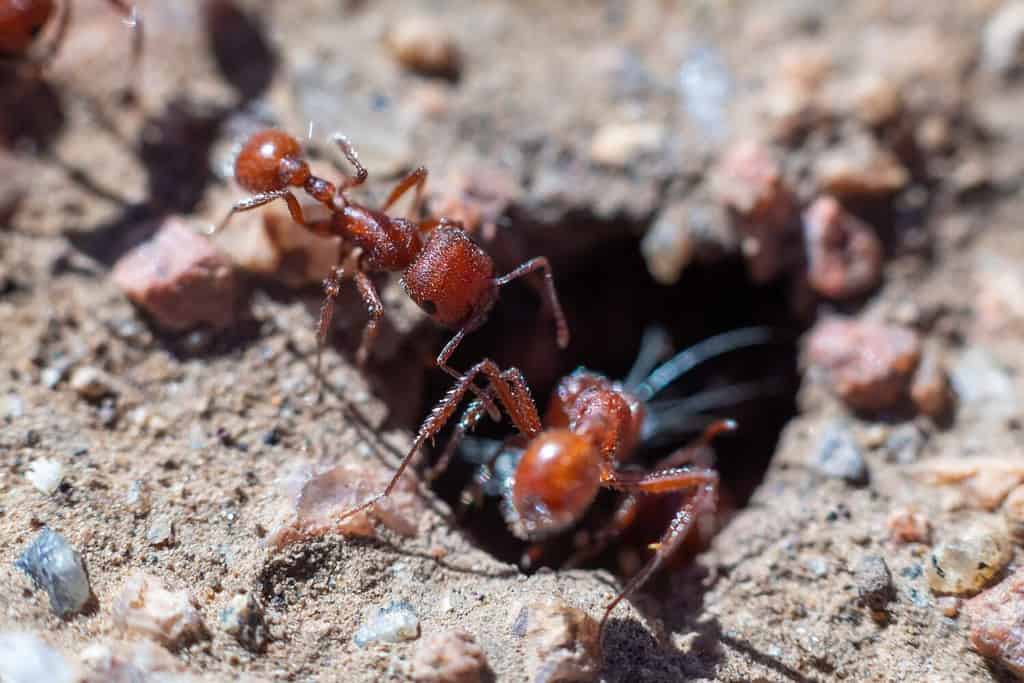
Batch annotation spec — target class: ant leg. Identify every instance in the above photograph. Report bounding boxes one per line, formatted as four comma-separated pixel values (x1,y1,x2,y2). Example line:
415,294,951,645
353,270,384,367
436,329,500,421
336,359,542,525
102,0,143,100
315,265,346,400
565,494,640,569
330,133,369,193
214,190,308,234
596,466,719,647
494,257,570,349
381,166,428,218
427,396,489,482
655,418,737,469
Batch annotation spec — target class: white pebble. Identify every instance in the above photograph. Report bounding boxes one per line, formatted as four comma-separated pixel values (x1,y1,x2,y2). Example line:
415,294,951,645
353,601,420,647
26,459,63,495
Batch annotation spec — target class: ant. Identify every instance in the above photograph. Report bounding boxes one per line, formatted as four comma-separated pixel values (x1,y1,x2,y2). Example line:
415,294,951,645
0,0,143,97
214,128,569,396
337,326,783,646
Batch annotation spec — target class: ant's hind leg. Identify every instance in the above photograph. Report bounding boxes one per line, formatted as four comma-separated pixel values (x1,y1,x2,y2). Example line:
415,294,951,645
354,271,384,367
314,265,346,401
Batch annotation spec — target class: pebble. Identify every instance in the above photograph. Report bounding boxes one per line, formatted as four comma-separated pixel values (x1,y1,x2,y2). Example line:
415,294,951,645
964,567,1024,675
848,73,903,127
353,600,420,647
111,573,207,650
813,421,868,485
112,217,243,332
712,140,799,282
146,516,175,547
910,349,953,419
640,202,697,285
937,596,960,619
802,196,883,300
887,507,931,545
523,597,600,683
219,593,268,653
951,347,1018,422
411,629,489,683
79,639,181,682
926,522,1011,595
981,2,1024,76
0,632,78,683
16,528,92,617
815,136,909,198
912,457,1024,511
1004,486,1024,541
26,458,64,495
806,318,922,413
855,555,895,613
385,16,461,78
69,366,116,401
41,365,64,389
589,121,665,168
883,423,926,464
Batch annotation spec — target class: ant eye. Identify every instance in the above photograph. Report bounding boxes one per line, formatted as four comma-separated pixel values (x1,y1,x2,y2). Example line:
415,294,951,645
421,300,437,315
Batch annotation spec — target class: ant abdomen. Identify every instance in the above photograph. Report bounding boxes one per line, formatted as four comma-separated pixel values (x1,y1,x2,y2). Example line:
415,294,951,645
402,227,498,329
510,428,601,540
0,0,55,55
233,128,308,193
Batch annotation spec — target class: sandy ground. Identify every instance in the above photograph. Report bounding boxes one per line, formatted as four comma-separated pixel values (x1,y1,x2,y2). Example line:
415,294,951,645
4,1,1024,681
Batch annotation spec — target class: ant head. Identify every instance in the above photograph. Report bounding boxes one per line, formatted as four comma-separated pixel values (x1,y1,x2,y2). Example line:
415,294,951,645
509,428,600,540
0,0,56,55
234,129,310,194
403,227,497,329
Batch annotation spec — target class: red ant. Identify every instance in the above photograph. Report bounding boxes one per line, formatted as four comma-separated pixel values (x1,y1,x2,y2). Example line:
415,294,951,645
337,326,780,646
0,0,143,96
214,128,569,394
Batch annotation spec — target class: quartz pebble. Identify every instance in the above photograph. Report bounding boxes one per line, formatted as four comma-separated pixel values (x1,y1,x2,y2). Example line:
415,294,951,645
813,421,868,485
926,522,1011,595
590,121,665,167
965,567,1024,676
146,516,175,547
523,597,600,683
411,629,489,683
353,600,420,647
713,140,799,282
806,318,921,413
26,458,63,495
386,16,461,78
802,196,882,301
848,73,903,127
982,1,1024,76
16,528,92,617
70,366,116,400
0,632,78,683
887,507,931,545
219,593,268,653
79,639,181,682
641,202,697,285
112,217,243,331
112,573,207,650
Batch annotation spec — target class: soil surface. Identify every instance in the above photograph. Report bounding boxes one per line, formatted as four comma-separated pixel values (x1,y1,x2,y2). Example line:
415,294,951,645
4,1,1024,681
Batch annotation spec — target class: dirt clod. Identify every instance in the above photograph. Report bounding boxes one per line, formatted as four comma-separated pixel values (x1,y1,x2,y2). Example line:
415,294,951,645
523,597,600,683
803,195,883,301
411,629,489,683
111,573,207,650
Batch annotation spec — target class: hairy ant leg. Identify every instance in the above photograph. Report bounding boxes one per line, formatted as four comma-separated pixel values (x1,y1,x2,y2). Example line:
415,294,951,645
337,359,541,525
596,466,719,645
353,269,384,367
435,329,501,422
494,257,570,349
330,132,368,198
214,189,311,234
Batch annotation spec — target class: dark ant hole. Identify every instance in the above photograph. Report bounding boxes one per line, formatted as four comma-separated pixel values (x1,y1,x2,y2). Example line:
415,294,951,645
420,230,801,569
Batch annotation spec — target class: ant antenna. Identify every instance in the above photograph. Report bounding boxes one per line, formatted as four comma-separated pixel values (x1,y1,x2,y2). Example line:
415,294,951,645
623,326,674,390
632,326,780,403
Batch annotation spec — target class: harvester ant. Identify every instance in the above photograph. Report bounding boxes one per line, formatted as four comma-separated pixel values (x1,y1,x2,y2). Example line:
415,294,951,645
214,128,569,394
337,326,782,645
0,0,143,97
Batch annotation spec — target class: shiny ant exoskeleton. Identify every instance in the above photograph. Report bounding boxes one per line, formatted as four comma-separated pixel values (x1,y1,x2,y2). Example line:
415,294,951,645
0,0,143,96
337,327,782,645
215,128,569,391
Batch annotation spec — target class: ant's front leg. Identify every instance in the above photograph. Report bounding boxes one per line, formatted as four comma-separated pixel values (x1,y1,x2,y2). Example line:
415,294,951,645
214,190,309,234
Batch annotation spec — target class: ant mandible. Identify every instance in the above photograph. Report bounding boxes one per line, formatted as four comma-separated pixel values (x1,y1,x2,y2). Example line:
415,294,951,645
214,128,569,391
0,0,143,96
337,327,779,645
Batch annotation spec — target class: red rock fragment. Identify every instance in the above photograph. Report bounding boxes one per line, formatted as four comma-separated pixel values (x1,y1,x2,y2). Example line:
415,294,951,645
910,348,954,419
806,318,922,413
713,140,800,282
886,507,931,545
803,196,883,300
112,218,243,331
965,568,1024,677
